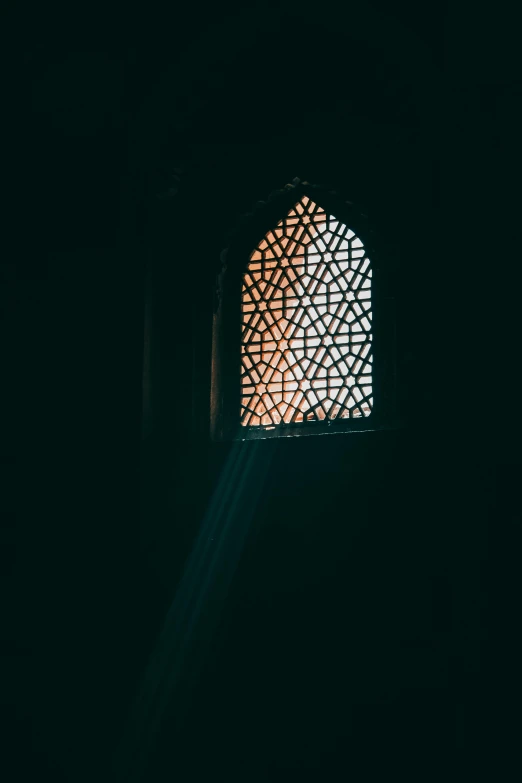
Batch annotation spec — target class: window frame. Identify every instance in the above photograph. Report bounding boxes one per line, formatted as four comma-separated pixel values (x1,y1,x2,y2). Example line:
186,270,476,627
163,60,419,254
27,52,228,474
211,181,397,441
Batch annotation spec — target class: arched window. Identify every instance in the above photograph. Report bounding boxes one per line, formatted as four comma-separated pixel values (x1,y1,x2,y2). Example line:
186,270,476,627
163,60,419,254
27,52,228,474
212,180,395,441
241,195,372,429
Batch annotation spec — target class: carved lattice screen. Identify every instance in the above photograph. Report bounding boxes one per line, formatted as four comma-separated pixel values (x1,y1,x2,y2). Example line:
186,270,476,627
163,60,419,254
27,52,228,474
241,196,372,429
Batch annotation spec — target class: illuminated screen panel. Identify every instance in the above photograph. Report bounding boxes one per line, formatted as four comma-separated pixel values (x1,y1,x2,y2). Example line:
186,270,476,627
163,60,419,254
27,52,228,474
241,196,373,429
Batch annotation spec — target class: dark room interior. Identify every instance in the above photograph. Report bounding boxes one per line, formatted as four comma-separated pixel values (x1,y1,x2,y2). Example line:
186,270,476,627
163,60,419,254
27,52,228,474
5,1,522,781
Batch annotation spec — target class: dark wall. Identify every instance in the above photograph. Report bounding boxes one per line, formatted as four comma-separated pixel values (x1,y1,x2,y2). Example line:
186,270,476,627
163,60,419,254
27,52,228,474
8,2,521,782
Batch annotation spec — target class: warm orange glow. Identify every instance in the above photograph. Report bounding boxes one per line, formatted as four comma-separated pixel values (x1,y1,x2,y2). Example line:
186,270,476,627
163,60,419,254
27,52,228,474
241,196,372,428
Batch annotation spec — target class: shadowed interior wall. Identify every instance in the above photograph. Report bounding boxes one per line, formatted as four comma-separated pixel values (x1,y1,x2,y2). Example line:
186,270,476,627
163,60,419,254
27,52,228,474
9,2,521,782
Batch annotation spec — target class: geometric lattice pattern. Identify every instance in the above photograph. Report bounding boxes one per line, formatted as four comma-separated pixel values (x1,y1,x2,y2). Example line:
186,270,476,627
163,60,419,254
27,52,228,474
241,195,372,428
